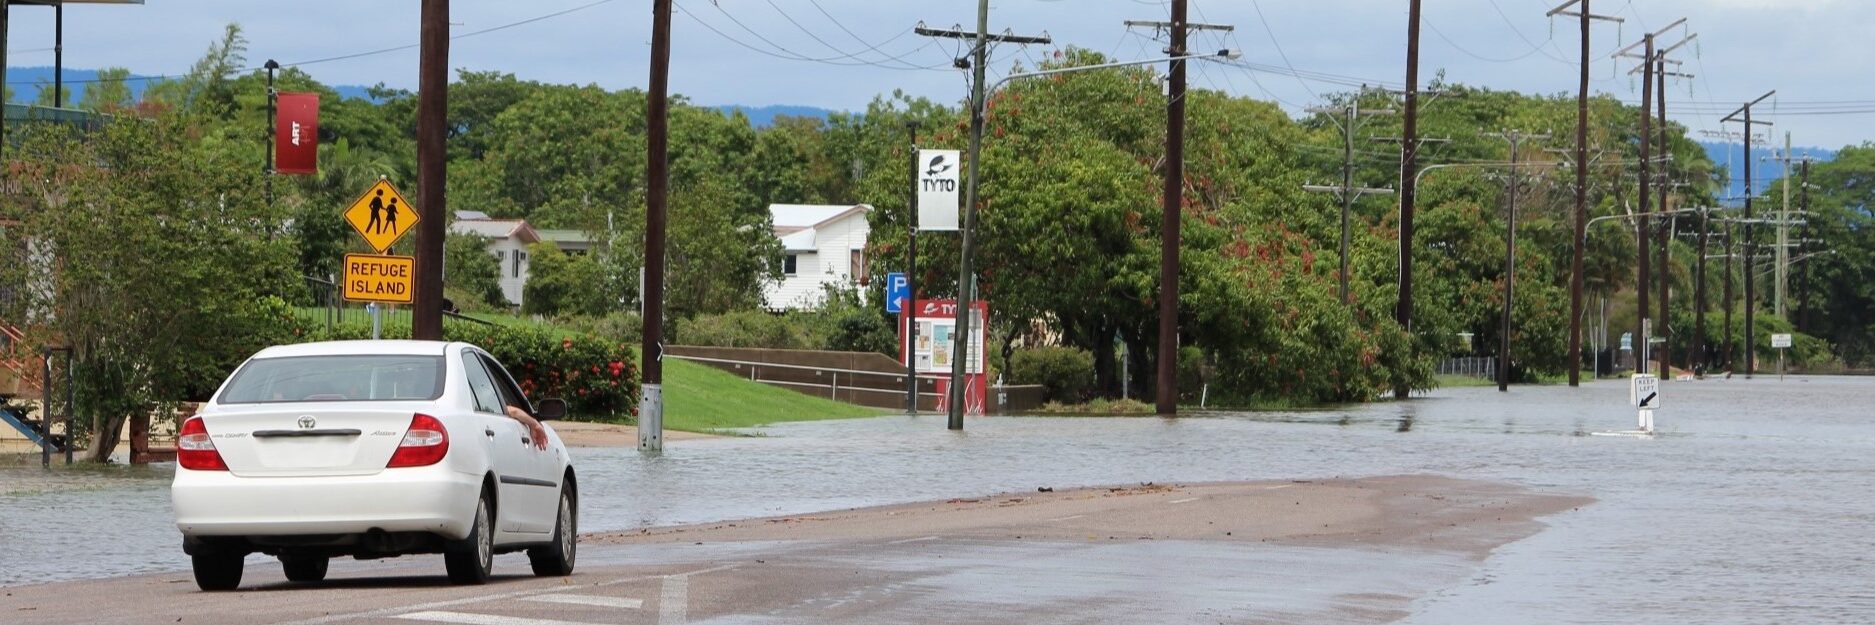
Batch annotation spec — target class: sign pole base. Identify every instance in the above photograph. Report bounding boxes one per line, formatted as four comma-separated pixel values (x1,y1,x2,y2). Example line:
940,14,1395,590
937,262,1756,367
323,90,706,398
638,383,663,452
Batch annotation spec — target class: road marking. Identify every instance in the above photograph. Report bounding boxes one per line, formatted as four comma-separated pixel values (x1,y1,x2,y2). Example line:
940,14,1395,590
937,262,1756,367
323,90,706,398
396,611,611,625
887,536,941,544
523,594,644,609
1046,514,1085,522
279,564,740,625
1169,497,1200,504
658,575,688,625
1266,484,1294,490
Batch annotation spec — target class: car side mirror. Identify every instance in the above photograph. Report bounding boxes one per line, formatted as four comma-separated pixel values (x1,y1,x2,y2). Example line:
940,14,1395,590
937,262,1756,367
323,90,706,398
534,398,568,421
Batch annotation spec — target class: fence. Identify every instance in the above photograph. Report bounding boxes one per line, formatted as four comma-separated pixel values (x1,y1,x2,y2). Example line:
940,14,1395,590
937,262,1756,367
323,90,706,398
303,275,414,333
1437,356,1497,379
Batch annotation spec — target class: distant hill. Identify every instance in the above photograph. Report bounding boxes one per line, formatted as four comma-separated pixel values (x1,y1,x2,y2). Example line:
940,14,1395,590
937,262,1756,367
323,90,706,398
1699,141,1836,203
4,66,385,105
715,104,836,127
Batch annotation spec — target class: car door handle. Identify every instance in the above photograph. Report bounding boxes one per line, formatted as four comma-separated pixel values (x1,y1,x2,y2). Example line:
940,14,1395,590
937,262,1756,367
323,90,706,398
484,428,496,438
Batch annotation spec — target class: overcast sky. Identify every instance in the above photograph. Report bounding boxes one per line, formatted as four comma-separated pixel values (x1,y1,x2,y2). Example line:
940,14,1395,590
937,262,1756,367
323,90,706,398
6,0,1871,149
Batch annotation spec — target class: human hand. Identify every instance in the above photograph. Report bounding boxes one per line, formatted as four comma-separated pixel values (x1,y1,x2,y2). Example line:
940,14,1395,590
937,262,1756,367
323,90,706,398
505,405,550,450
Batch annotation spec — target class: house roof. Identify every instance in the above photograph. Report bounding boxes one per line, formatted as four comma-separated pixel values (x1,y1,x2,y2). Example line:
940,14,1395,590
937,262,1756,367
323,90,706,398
769,204,870,251
536,229,597,245
450,218,541,244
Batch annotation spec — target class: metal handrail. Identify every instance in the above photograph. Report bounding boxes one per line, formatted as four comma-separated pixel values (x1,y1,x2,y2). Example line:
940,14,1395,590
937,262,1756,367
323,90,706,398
666,354,928,380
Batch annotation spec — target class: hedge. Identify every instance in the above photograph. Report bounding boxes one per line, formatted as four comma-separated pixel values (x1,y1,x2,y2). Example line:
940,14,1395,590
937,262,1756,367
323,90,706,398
299,319,639,420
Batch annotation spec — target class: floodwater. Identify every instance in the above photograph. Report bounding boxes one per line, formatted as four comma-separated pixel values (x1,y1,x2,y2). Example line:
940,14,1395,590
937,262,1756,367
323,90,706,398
3,375,1873,623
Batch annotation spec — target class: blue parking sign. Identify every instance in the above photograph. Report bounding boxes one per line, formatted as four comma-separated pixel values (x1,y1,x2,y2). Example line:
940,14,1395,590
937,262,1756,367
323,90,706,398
886,272,909,314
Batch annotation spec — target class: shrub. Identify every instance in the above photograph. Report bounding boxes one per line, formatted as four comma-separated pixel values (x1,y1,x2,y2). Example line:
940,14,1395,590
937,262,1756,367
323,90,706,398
1009,346,1095,403
676,310,811,349
303,319,639,419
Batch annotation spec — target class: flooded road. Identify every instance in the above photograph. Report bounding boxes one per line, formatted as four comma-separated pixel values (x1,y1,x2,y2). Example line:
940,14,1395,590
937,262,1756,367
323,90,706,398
3,375,1872,623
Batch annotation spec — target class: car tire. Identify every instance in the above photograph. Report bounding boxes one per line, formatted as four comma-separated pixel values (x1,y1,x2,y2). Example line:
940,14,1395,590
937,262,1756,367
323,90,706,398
281,555,329,583
191,551,244,591
445,490,494,585
528,485,577,576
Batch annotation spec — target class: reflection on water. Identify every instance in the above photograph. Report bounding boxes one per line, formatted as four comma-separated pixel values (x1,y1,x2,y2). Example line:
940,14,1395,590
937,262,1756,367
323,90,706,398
3,375,1873,623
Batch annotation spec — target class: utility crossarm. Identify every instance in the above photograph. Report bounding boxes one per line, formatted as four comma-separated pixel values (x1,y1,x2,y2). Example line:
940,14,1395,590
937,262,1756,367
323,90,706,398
914,22,1052,45
1612,18,1688,60
1722,91,1778,125
990,50,1239,92
1124,20,1234,32
1546,0,1625,22
1303,184,1394,196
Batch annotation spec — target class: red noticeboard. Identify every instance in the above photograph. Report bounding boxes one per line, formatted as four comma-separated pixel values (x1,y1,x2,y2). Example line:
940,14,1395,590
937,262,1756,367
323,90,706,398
274,92,319,175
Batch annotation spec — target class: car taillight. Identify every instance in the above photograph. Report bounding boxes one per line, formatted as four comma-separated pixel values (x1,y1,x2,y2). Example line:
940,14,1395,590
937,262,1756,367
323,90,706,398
387,413,449,468
176,416,227,471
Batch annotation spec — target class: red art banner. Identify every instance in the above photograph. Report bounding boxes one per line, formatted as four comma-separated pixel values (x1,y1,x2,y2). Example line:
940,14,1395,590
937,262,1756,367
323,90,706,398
274,92,319,175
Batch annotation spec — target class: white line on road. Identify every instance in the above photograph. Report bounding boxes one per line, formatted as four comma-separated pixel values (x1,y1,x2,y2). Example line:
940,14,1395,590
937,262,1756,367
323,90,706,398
1170,497,1201,504
658,575,688,625
1046,515,1085,522
886,536,941,544
395,611,612,625
523,594,644,609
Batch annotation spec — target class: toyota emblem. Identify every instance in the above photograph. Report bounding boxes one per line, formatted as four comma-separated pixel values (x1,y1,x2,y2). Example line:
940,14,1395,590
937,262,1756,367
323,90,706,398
297,416,317,430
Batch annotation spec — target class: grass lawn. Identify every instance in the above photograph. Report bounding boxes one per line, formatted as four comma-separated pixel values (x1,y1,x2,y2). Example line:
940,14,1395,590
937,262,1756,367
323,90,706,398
1434,374,1498,388
661,358,887,433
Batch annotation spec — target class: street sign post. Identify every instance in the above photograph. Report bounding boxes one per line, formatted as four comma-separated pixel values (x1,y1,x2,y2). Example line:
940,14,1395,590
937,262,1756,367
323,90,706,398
885,272,908,314
1630,373,1659,433
1772,333,1793,380
342,253,415,304
344,178,419,254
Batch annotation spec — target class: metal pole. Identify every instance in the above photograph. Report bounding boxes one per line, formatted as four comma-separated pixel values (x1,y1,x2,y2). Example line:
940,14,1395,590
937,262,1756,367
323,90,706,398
1393,0,1423,399
1,2,10,163
1723,220,1734,370
641,0,672,450
265,60,278,206
1634,34,1653,376
62,348,71,465
40,348,50,469
948,0,991,431
1656,56,1670,376
412,0,447,341
52,1,61,108
1157,0,1188,416
905,122,919,415
1568,0,1589,386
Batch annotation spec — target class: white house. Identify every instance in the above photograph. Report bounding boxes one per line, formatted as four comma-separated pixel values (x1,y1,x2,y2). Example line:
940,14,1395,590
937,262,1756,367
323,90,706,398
450,213,540,307
764,204,872,310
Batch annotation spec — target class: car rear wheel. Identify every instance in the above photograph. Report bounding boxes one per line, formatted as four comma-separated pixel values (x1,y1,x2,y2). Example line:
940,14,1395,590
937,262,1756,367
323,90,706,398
281,555,329,582
191,551,244,591
445,490,494,585
529,485,577,576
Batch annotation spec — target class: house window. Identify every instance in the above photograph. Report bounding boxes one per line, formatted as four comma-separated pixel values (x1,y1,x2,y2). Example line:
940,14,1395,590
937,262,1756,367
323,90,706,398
494,251,506,269
512,250,527,278
849,250,867,284
783,254,799,276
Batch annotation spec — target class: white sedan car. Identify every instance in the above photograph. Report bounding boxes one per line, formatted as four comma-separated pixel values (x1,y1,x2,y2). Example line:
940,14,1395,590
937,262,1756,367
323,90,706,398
171,340,578,590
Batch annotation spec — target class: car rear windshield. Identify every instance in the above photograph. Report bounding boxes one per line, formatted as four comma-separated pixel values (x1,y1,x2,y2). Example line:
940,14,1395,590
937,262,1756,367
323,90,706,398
217,355,446,404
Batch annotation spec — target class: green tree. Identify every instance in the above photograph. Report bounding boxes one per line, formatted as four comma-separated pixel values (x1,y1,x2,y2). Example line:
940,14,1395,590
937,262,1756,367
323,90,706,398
445,232,504,309
32,78,70,108
522,243,615,317
0,114,297,462
79,67,134,111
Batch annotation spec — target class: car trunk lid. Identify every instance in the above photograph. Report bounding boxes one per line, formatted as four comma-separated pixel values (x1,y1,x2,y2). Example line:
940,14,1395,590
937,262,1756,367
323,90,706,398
202,405,422,477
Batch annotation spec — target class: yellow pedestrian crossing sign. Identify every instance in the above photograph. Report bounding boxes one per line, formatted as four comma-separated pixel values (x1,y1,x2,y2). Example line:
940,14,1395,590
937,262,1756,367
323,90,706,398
344,178,418,253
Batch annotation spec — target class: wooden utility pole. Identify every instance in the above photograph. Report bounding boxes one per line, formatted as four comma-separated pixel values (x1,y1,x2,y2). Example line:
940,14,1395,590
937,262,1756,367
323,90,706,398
1548,0,1622,385
412,0,448,342
918,7,1050,430
1303,97,1393,306
1614,20,1691,375
1156,0,1189,417
1486,131,1549,392
1393,0,1423,400
1723,91,1775,378
1795,160,1813,332
1694,205,1709,372
1656,55,1671,376
640,0,673,450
